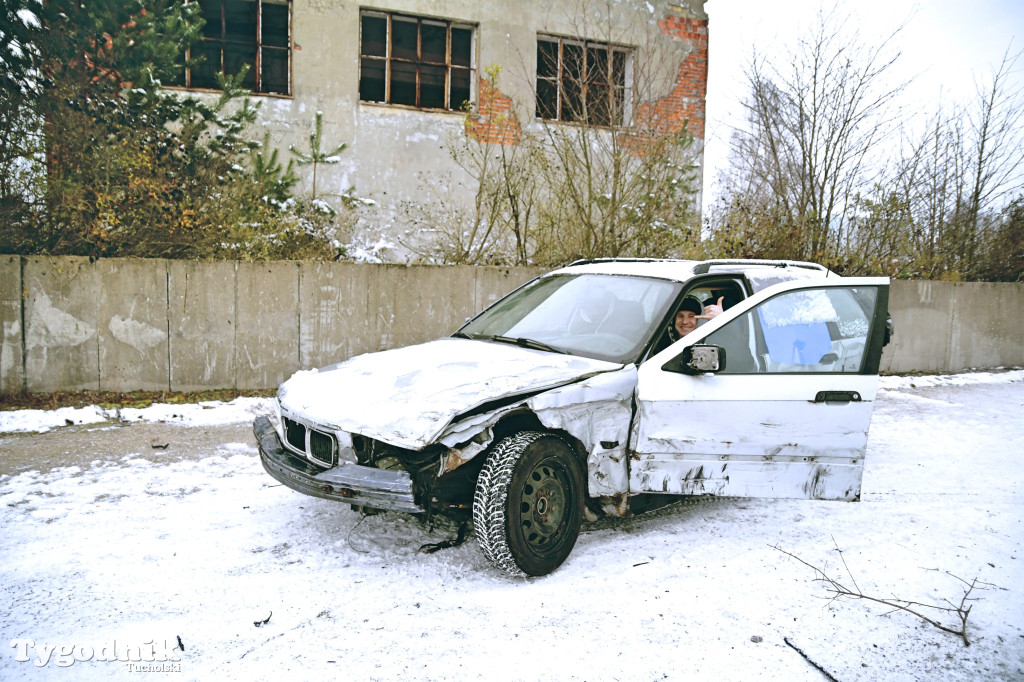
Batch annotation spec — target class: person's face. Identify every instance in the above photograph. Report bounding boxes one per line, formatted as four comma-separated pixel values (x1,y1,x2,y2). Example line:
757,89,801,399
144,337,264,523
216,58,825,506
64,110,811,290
674,310,698,336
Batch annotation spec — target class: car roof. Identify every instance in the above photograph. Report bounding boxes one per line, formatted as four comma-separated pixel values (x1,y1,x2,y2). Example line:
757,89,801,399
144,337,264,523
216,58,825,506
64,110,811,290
550,258,835,289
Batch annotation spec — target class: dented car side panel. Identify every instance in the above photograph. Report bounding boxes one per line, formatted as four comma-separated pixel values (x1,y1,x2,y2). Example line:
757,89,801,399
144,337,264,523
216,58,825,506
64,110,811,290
526,366,637,497
629,378,877,500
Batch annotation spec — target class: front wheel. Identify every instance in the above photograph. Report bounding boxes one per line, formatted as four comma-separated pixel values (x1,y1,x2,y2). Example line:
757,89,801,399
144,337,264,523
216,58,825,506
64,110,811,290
473,431,584,577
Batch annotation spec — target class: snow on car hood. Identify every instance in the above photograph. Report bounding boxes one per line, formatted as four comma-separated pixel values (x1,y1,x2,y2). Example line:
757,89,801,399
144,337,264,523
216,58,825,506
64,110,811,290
277,338,622,450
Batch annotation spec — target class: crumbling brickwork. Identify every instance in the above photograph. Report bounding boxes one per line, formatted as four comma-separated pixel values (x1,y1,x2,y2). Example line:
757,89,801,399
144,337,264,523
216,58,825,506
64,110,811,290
466,77,522,145
637,14,709,139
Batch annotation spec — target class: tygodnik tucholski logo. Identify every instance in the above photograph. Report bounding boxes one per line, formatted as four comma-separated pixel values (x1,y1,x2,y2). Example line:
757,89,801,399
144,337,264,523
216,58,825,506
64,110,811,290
10,638,183,670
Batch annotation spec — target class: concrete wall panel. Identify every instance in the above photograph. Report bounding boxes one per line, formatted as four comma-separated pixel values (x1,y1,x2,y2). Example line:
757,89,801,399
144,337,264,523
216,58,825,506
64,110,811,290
948,282,1024,370
169,260,237,391
369,265,441,351
881,281,955,374
299,262,376,370
235,262,300,390
23,257,100,392
97,259,170,392
0,256,23,395
471,266,544,314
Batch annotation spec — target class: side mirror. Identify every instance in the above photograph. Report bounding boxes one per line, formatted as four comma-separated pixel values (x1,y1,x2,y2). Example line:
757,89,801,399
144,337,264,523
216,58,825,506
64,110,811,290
663,344,726,374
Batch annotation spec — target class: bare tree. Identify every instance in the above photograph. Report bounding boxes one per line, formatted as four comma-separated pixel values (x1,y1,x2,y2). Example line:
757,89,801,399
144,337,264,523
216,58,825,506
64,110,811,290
961,47,1024,275
885,47,1024,279
720,8,908,265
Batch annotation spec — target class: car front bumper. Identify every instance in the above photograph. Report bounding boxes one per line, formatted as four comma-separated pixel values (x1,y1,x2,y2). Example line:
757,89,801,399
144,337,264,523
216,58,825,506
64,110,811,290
253,415,425,514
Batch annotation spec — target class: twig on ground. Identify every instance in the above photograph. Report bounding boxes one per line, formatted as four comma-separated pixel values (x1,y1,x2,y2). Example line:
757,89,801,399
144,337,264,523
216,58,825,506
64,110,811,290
784,637,840,682
771,538,994,647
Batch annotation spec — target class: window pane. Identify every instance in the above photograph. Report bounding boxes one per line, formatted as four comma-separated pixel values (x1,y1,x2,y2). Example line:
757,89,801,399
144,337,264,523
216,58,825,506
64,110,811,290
224,0,257,44
451,27,472,67
262,2,289,48
391,61,417,105
587,81,610,126
225,43,257,88
192,41,222,88
612,50,626,87
359,59,386,102
261,47,288,93
563,43,584,83
420,64,446,108
563,77,583,120
587,46,609,87
392,17,418,62
705,311,761,373
450,67,471,110
537,40,558,79
361,15,387,57
537,78,557,119
201,2,223,39
562,43,584,121
421,22,446,64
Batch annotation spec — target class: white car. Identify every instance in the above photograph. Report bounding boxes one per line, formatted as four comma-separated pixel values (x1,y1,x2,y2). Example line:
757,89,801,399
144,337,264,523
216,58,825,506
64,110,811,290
254,259,892,576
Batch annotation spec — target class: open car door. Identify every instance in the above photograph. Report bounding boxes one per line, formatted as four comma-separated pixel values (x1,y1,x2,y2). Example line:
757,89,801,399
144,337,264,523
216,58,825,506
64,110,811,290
630,277,890,501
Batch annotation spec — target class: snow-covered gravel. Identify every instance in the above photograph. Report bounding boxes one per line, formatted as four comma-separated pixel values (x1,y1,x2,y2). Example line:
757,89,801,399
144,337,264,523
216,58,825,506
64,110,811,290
1,371,1022,680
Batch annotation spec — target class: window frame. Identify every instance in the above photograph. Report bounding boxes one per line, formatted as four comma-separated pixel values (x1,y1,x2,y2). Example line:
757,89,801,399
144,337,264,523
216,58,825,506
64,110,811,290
176,0,292,97
359,9,476,112
536,34,632,127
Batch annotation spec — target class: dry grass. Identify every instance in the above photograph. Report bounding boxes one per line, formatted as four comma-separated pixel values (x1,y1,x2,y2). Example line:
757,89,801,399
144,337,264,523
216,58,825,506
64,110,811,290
0,389,275,412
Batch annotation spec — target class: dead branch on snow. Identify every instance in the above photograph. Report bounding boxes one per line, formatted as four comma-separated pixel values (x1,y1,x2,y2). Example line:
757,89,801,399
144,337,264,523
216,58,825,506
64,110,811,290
772,537,993,647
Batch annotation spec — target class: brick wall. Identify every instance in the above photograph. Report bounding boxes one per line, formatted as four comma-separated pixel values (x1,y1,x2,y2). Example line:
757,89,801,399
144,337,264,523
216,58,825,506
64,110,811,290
466,77,522,145
636,15,709,139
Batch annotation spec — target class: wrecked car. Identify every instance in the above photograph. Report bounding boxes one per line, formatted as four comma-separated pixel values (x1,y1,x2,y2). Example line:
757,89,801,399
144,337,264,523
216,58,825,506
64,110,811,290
254,259,892,576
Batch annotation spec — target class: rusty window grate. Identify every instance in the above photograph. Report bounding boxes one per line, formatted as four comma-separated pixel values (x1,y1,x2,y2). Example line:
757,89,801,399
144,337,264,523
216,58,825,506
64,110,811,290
359,10,475,111
536,35,630,127
174,0,291,95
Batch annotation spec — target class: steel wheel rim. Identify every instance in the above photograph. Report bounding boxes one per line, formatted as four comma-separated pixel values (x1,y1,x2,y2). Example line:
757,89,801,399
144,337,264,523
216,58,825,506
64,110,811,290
517,457,571,552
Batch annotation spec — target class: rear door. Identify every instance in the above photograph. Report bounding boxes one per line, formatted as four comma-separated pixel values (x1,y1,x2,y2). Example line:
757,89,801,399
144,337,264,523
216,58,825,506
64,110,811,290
630,278,890,501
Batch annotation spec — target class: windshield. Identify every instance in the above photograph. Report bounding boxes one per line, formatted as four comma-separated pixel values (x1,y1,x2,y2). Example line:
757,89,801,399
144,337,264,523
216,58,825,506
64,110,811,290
457,274,681,363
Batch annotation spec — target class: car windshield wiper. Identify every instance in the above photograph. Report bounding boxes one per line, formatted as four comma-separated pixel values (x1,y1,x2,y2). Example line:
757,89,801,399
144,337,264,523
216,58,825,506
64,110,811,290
451,331,472,339
488,335,568,354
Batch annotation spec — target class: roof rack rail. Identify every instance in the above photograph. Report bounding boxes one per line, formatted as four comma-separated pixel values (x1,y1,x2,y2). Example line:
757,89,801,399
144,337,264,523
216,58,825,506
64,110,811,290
692,259,828,275
567,257,672,267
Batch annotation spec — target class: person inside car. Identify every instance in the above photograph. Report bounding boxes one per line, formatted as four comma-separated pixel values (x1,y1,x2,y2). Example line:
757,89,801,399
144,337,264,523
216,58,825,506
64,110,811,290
671,295,725,339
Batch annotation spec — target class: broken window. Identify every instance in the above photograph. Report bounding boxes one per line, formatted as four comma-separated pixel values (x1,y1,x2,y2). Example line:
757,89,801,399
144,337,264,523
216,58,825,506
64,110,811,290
174,0,291,95
359,10,475,111
536,35,629,126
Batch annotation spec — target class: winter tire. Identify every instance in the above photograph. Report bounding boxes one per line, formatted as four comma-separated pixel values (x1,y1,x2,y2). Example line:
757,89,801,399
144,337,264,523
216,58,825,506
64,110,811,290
473,431,584,577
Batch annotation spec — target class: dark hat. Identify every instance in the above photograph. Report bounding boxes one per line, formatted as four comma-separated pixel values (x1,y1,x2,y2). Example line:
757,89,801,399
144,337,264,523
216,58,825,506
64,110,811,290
678,296,703,315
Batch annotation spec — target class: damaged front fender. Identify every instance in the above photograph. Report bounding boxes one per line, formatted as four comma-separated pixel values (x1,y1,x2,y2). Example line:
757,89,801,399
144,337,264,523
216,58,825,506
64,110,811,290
435,367,638,499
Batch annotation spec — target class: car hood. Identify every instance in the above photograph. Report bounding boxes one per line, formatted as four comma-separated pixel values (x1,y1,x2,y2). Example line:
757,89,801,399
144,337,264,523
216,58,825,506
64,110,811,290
277,337,623,450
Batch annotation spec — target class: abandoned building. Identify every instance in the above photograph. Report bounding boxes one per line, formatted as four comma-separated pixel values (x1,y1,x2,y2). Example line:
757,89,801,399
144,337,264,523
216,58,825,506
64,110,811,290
173,0,709,261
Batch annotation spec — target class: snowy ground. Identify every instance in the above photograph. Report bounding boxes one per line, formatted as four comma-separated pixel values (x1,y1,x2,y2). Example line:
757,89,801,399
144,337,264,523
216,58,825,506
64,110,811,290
1,372,1022,681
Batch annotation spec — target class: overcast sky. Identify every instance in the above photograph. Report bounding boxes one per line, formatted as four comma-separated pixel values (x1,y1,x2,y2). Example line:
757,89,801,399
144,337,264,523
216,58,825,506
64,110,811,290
700,0,1024,210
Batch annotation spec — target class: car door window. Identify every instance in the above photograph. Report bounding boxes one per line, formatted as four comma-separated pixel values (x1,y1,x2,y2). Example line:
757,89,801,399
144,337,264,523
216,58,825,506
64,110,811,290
704,287,879,374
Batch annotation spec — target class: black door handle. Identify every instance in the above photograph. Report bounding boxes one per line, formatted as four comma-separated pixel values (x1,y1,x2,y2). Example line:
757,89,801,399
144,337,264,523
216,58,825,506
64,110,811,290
814,390,861,403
